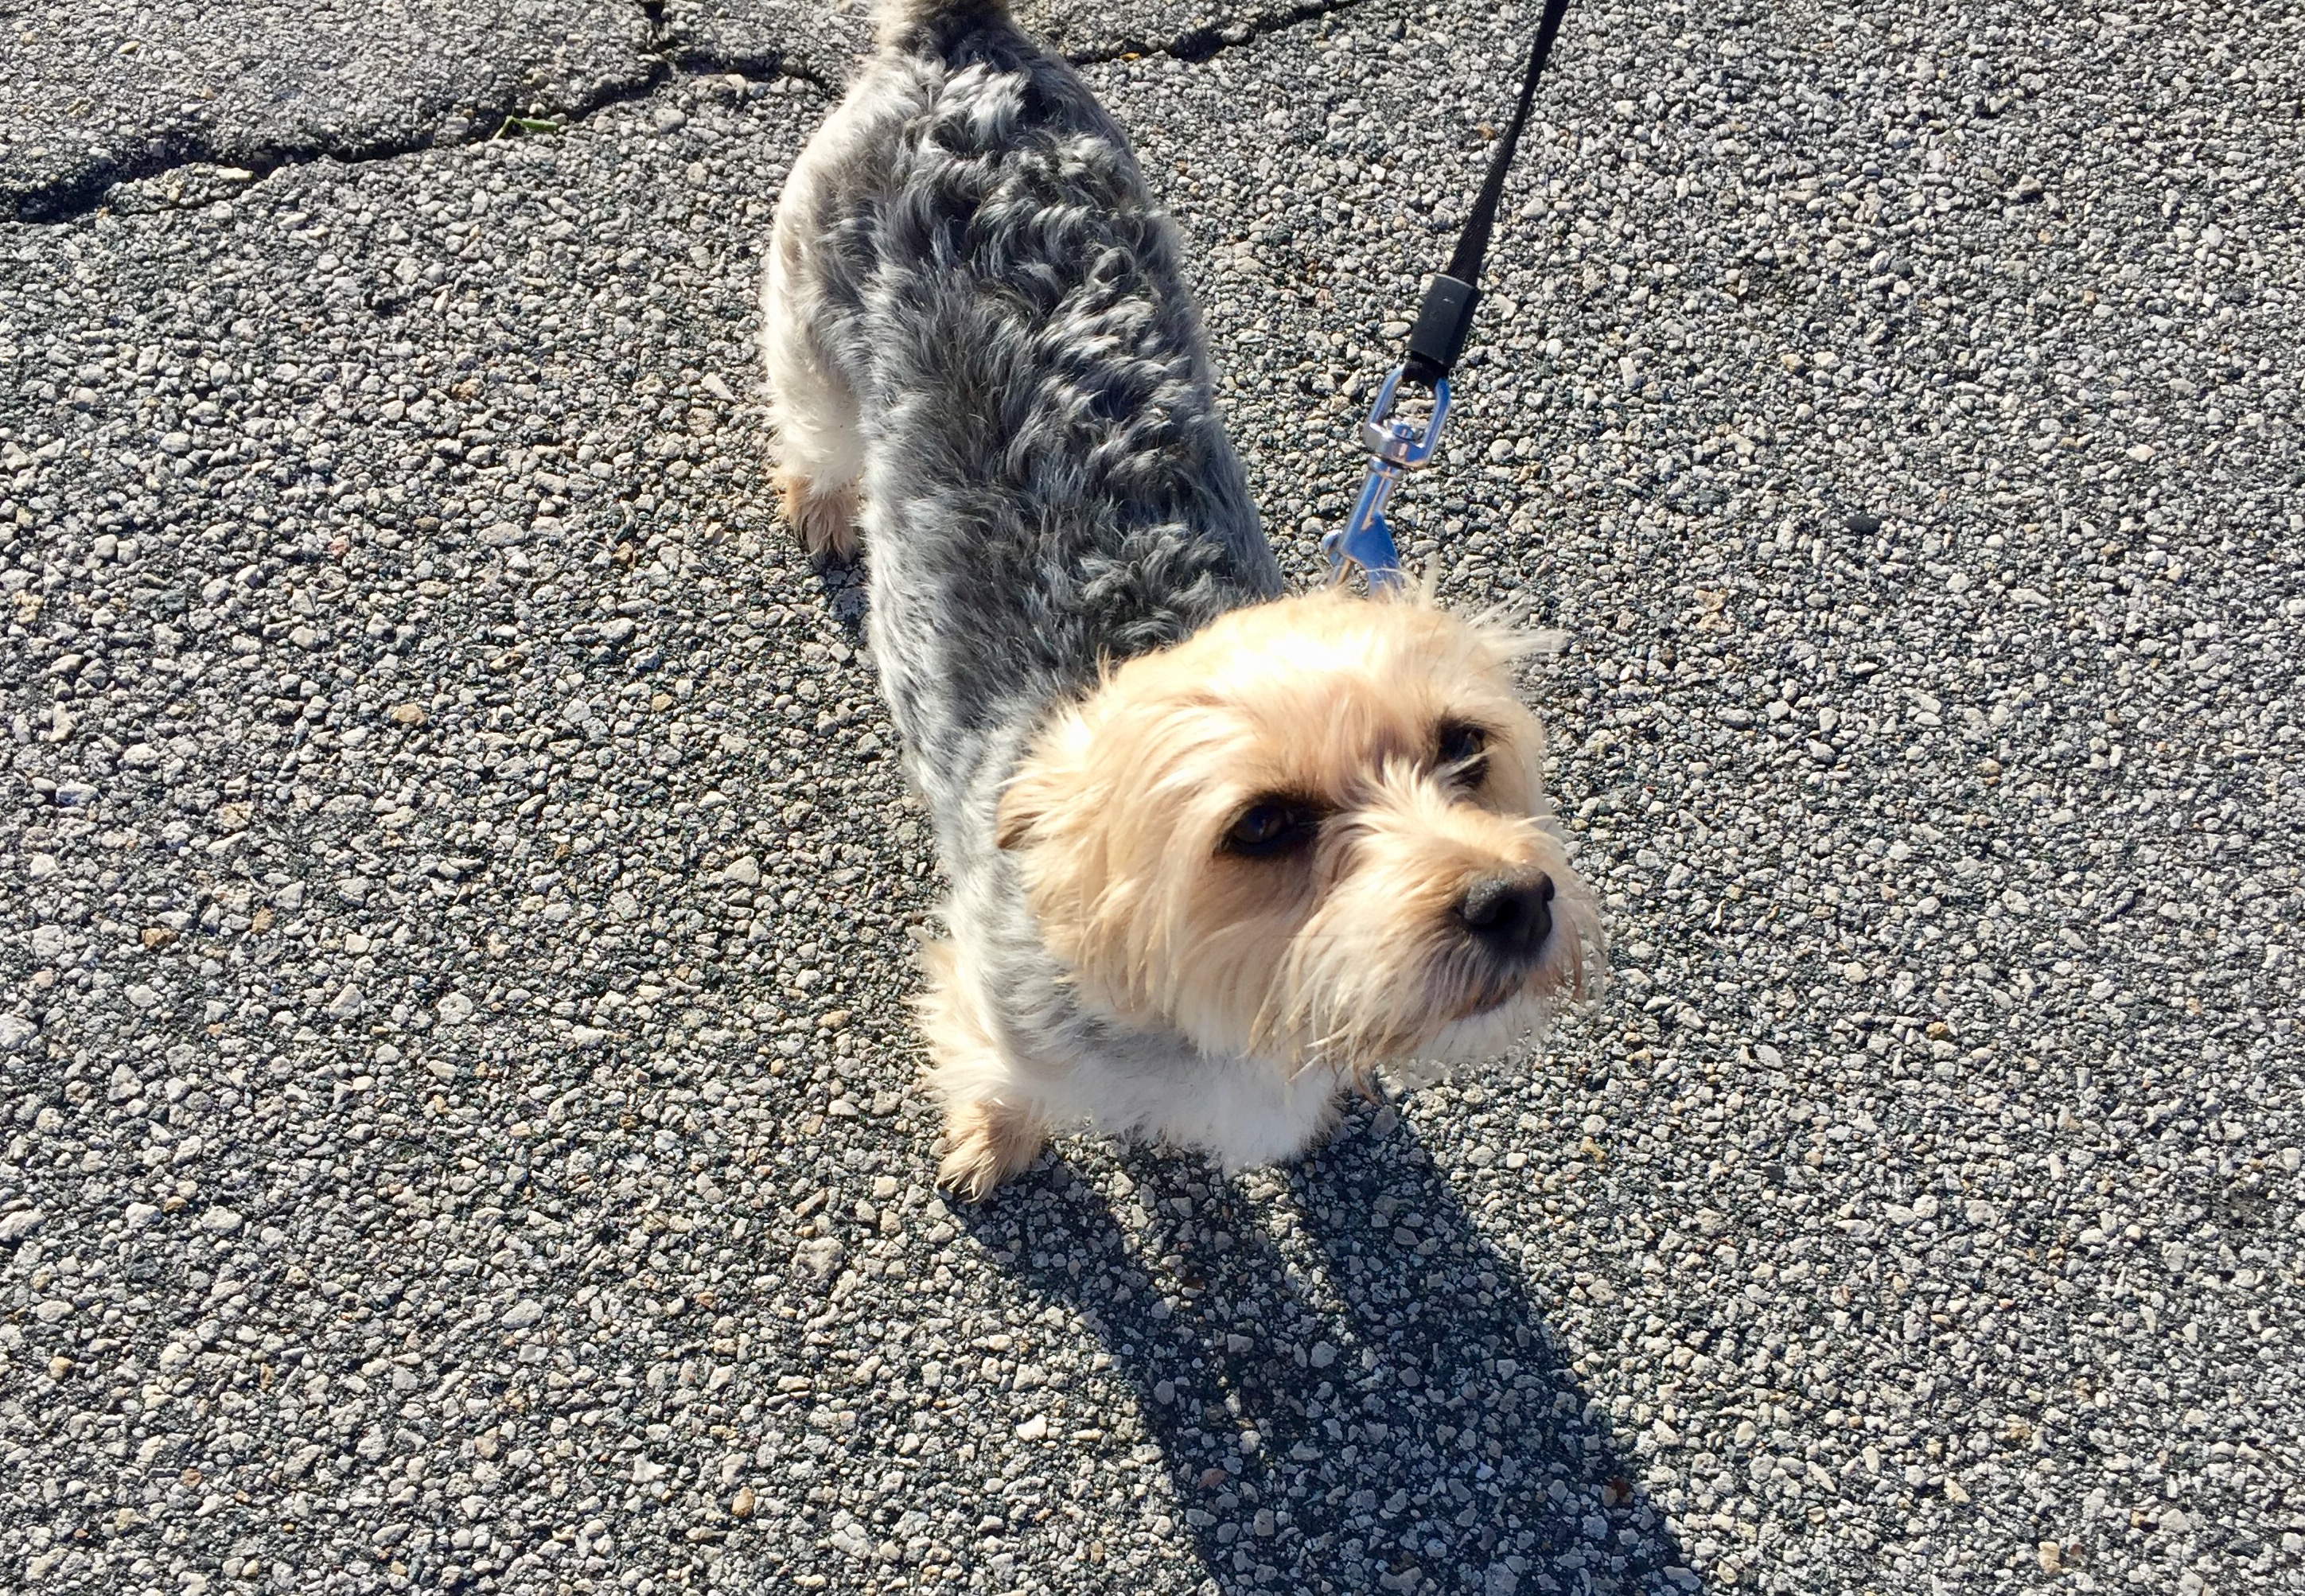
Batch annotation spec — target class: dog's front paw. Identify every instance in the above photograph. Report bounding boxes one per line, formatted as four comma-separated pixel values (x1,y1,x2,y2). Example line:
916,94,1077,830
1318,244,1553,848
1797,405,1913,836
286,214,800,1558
936,1100,1046,1201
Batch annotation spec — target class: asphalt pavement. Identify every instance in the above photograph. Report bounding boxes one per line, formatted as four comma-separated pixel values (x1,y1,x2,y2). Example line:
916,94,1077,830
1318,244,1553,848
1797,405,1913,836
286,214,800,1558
2,1,2300,1594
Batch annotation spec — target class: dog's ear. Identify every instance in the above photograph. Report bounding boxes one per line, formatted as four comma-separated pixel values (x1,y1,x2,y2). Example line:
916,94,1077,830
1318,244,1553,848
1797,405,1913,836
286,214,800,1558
996,706,1090,851
994,778,1041,851
995,749,1064,851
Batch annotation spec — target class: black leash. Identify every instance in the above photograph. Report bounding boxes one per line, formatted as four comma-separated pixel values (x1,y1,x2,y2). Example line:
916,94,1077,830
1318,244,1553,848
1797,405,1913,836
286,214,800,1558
1324,0,1575,586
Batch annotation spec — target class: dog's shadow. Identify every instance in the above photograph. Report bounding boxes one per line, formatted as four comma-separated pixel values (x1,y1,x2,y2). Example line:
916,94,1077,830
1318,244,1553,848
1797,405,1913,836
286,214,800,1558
962,1103,1692,1594
802,545,870,632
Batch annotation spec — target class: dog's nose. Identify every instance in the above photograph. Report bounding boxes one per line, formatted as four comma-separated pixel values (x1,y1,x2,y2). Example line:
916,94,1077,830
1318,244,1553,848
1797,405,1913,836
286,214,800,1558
1454,872,1555,963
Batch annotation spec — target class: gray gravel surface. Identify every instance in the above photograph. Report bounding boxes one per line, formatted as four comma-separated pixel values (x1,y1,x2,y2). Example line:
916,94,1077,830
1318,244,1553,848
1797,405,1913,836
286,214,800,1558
666,0,1373,92
1,0,656,223
3,1,2302,1594
2,0,1349,223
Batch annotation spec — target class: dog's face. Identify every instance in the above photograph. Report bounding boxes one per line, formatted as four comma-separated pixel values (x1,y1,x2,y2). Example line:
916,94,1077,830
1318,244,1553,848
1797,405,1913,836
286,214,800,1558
998,590,1604,1075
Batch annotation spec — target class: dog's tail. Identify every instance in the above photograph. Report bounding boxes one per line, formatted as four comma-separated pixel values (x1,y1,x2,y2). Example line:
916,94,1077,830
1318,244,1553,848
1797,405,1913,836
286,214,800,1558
874,0,1010,51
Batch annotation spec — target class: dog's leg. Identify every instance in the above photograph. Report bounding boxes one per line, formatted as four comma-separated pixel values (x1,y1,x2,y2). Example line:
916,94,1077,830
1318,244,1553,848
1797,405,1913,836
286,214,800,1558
762,251,863,559
761,148,866,560
917,941,1048,1199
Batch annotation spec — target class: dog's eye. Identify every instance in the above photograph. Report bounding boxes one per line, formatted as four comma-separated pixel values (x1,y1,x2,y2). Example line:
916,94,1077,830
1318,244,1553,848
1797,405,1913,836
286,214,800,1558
1435,721,1489,784
1223,799,1321,858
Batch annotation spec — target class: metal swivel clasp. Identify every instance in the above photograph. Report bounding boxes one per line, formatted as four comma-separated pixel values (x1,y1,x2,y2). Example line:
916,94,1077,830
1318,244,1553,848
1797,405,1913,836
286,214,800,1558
1322,368,1453,590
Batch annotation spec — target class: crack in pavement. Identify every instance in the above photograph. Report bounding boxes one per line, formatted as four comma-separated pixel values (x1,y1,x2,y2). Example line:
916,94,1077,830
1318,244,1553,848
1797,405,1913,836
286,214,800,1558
9,0,1376,226
1065,0,1369,65
9,44,827,228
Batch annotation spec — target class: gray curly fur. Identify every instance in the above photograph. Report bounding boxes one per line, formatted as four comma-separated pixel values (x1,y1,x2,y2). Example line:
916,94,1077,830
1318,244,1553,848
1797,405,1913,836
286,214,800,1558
768,0,1281,826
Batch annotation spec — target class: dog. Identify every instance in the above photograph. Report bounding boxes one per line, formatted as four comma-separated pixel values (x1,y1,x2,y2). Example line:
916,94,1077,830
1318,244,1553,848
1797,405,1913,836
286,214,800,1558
761,0,1604,1198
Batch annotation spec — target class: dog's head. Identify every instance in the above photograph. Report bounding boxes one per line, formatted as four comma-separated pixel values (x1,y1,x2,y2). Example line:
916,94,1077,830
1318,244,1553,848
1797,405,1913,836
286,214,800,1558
997,589,1604,1076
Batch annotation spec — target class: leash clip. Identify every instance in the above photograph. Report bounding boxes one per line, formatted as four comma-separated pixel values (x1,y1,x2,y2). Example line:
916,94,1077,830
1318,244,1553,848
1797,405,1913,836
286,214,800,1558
1324,367,1452,590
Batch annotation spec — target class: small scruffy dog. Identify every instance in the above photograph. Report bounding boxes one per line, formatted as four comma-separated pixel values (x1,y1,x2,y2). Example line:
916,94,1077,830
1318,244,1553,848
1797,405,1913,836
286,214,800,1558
763,0,1602,1197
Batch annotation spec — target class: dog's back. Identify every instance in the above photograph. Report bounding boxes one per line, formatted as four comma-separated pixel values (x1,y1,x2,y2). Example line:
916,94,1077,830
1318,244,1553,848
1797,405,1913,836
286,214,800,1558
763,0,1281,819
